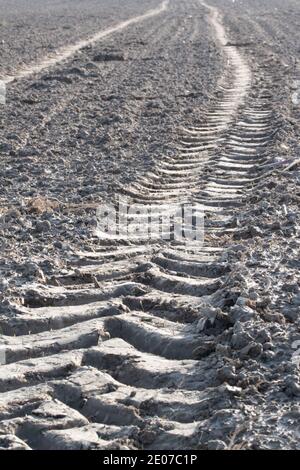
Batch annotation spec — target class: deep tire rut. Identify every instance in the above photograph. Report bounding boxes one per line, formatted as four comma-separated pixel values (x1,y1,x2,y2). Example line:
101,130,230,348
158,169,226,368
0,1,279,450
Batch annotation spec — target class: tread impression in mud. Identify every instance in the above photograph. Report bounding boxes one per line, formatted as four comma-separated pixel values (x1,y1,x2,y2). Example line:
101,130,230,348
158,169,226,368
0,0,299,451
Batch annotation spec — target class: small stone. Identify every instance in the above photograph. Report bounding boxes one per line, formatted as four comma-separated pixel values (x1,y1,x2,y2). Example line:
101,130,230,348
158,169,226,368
282,307,299,322
196,306,221,332
4,209,21,222
0,279,9,292
22,262,40,276
193,340,215,358
230,304,256,323
217,365,237,384
256,329,271,344
215,344,232,357
93,51,125,62
263,341,274,351
284,377,300,397
0,142,13,153
53,241,63,249
239,342,263,359
231,323,253,349
18,146,39,157
261,350,276,361
20,262,45,282
35,220,51,233
229,244,247,253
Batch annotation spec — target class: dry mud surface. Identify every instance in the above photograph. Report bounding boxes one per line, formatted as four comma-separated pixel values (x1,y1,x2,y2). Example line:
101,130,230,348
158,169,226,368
0,0,300,450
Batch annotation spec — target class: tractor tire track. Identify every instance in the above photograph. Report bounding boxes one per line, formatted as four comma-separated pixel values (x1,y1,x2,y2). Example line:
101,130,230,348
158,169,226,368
2,1,169,85
0,0,280,450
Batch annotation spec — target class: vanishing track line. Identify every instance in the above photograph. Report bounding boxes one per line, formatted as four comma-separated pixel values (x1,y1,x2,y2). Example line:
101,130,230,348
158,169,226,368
0,1,278,450
1,0,169,85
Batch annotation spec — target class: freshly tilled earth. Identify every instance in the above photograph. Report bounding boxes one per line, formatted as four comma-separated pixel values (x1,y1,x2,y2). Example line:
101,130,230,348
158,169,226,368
0,0,300,450
0,0,160,77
